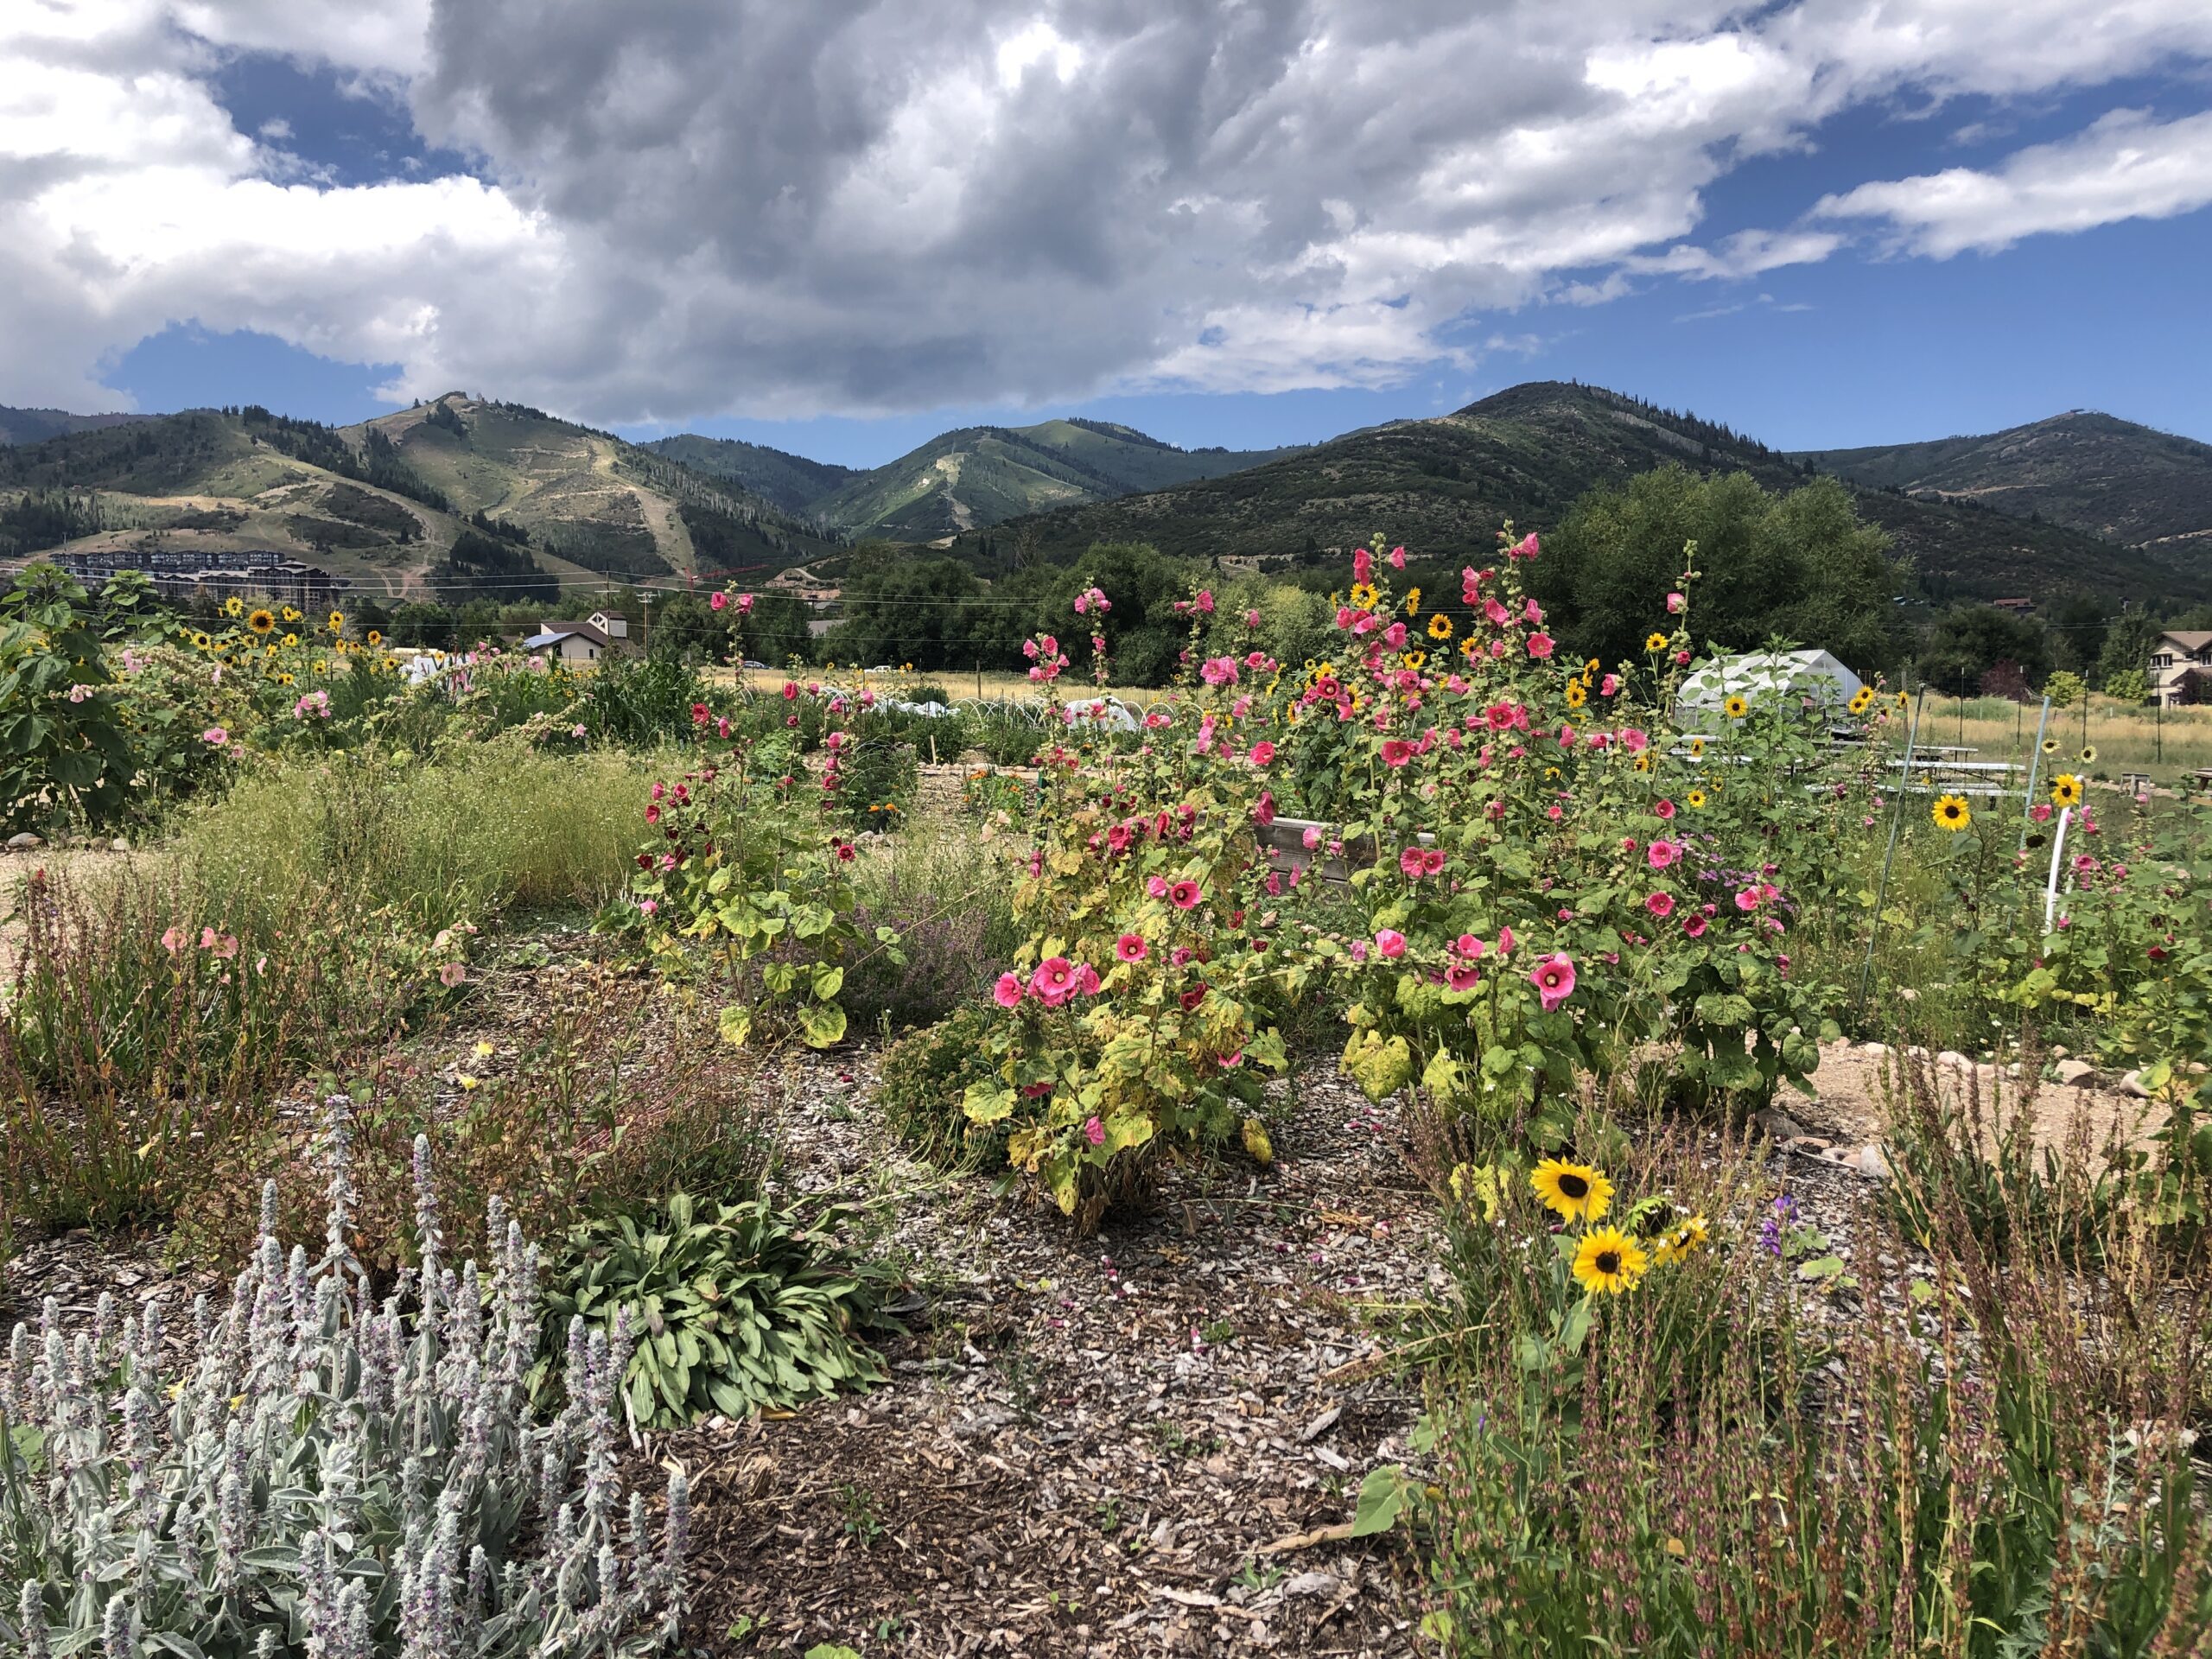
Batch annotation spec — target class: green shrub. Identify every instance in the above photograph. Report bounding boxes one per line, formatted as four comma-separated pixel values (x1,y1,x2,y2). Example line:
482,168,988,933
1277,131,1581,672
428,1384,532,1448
534,1192,901,1428
0,1110,686,1654
875,1005,1008,1167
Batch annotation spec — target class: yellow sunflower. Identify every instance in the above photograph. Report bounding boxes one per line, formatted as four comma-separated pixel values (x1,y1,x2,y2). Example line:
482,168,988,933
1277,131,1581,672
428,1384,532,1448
1532,1159,1613,1224
1932,793,1972,831
2050,773,2082,808
1723,695,1748,720
1460,638,1479,661
1847,688,1872,715
327,610,345,632
281,632,299,647
1403,650,1427,670
281,606,300,623
1688,737,1706,757
2079,746,2098,766
1645,632,1669,652
1404,586,1422,615
1585,658,1601,675
191,631,212,650
1564,681,1587,709
2040,737,2061,756
312,659,326,673
278,671,296,685
1895,691,1908,709
1686,788,1707,809
224,596,244,618
1634,751,1654,772
1349,581,1379,611
1573,1227,1649,1296
246,608,276,636
1652,1214,1709,1266
1427,613,1453,640
367,630,382,646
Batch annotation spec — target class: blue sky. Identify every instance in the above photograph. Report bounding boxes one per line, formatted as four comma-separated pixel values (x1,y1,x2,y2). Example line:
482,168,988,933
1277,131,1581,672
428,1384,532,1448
15,4,2212,468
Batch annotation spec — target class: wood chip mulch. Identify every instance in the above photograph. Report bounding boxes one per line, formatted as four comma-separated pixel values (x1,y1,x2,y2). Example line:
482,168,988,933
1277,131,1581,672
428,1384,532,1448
643,1053,1441,1656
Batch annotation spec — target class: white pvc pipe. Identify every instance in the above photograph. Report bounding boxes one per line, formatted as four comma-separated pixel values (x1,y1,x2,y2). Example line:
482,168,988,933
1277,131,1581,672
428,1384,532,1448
2044,805,2073,931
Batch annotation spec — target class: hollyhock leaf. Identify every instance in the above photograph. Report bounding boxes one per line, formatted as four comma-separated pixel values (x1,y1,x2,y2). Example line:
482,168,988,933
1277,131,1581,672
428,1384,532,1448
716,1006,753,1048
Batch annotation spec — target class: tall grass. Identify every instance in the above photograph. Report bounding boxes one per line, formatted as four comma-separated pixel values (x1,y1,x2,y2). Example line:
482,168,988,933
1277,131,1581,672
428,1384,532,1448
1896,692,2212,786
172,739,660,931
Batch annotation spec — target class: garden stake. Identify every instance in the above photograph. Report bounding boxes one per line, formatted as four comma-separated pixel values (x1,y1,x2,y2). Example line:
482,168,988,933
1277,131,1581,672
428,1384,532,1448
2019,695,2053,852
2044,804,2073,930
1856,684,1925,1029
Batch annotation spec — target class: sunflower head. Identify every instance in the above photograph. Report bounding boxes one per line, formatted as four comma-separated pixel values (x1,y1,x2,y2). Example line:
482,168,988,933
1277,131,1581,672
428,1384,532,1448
1848,688,1872,715
246,608,276,636
1403,650,1427,670
1723,695,1748,720
1349,581,1379,611
1688,737,1706,757
2041,737,2061,755
224,596,244,618
1645,632,1669,652
191,631,211,649
280,607,300,623
282,632,299,647
327,611,345,632
1653,1213,1710,1266
1564,681,1587,709
1932,793,1972,831
1532,1159,1613,1224
1403,587,1422,615
2079,746,2098,766
1634,751,1654,772
1427,613,1452,640
2050,773,2082,808
1585,657,1601,675
367,630,382,646
1573,1227,1649,1295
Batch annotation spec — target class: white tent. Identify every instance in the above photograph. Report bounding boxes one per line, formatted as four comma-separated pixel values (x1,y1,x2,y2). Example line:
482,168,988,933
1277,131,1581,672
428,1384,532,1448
1676,649,1865,724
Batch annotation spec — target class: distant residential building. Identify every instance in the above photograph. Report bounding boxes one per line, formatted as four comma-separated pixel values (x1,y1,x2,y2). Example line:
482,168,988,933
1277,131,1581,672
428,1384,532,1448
53,548,345,608
1991,597,2036,614
2149,630,2212,705
520,612,632,664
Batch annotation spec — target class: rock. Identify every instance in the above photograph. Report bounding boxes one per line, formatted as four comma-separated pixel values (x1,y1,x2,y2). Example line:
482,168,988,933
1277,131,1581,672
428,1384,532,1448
1755,1106,1809,1142
1897,987,1919,1003
5,832,41,849
110,837,130,852
1281,1572,1341,1601
2054,1059,2096,1087
1936,1050,1972,1071
1859,1041,1889,1057
2050,1044,2069,1058
1300,1405,1341,1442
1855,1146,1892,1179
1786,1136,1833,1157
2118,1070,2152,1100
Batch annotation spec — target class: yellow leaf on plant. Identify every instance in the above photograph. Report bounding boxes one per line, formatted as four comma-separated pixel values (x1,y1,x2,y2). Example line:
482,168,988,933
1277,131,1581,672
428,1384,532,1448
1241,1116,1274,1166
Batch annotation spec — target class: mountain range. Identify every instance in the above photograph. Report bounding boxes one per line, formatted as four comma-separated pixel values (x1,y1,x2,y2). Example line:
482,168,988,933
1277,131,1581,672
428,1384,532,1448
646,418,1300,539
4,385,2209,609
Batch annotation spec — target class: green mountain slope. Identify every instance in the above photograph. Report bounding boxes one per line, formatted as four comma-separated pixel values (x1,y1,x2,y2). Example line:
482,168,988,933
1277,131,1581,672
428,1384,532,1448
809,417,1301,538
1792,411,2212,558
951,382,2210,607
0,396,836,600
0,405,150,447
639,434,859,518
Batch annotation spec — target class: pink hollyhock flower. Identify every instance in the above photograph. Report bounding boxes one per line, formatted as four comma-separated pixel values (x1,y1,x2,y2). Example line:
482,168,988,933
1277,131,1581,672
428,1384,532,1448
1254,790,1275,826
438,961,465,987
1484,597,1511,627
2029,804,2052,823
1527,632,1554,660
1249,740,1276,766
639,898,658,916
1667,591,1685,613
1675,650,1691,667
1116,933,1148,963
1353,547,1373,585
1654,798,1675,819
1446,963,1482,991
994,972,1024,1008
201,727,228,746
738,594,755,614
645,804,662,824
1647,839,1681,871
1245,607,1262,627
1168,879,1202,910
1646,891,1675,918
1381,739,1414,766
161,926,185,953
1389,544,1407,569
1031,957,1077,1007
1528,952,1575,1011
199,926,218,950
710,590,728,611
1735,886,1763,912
1497,925,1516,955
1619,728,1648,753
1684,913,1708,938
1147,875,1169,898
1453,934,1485,958
1300,826,1325,854
1170,945,1194,967
1200,655,1239,686
1600,674,1619,697
781,681,798,700
1195,590,1215,614
1511,531,1539,561
1074,963,1103,996
1375,929,1407,958
1084,1116,1106,1147
1547,804,1563,820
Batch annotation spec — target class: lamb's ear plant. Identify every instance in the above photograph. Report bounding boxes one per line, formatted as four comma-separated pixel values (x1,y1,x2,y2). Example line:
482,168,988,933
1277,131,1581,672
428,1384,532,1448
0,1098,685,1656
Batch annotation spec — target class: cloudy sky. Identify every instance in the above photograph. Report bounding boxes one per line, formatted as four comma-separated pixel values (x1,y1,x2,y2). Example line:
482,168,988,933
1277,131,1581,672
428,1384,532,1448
5,1,2210,465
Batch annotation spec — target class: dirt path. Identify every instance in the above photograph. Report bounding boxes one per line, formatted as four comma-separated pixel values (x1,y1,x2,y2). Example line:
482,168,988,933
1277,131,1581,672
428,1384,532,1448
658,1050,1436,1656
